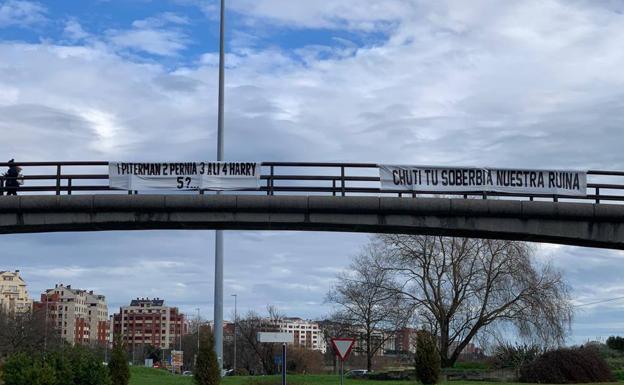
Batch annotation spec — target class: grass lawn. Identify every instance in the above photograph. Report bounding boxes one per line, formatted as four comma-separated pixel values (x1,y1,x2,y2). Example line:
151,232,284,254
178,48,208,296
129,367,623,385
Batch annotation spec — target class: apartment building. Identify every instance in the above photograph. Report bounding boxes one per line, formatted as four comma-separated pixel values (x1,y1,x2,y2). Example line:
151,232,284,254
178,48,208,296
278,317,325,353
111,298,186,350
384,328,417,355
0,270,32,314
36,284,108,346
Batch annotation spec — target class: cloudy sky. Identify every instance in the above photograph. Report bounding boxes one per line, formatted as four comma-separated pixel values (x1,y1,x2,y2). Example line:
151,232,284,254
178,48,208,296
1,0,624,345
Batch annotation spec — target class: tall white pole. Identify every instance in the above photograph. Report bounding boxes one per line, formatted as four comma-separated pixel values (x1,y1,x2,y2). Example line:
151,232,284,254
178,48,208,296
214,0,226,373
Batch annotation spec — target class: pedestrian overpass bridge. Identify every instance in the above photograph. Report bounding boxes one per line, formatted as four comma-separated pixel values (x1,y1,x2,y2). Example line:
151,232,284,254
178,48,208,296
1,161,623,249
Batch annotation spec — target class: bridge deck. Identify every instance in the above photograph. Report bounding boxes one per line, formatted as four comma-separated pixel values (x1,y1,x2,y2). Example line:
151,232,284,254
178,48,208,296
1,195,623,250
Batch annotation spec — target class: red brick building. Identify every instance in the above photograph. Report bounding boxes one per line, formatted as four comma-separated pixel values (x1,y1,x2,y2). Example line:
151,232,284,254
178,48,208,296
112,297,186,350
34,284,108,346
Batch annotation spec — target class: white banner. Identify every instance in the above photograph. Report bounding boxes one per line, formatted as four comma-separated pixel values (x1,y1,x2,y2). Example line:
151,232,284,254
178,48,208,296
109,162,261,191
379,165,587,196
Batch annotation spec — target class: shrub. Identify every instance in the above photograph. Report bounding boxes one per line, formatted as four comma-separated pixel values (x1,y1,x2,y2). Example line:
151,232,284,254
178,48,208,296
492,343,541,370
3,347,110,385
415,332,440,385
233,368,249,376
109,336,130,385
195,326,220,385
519,346,615,383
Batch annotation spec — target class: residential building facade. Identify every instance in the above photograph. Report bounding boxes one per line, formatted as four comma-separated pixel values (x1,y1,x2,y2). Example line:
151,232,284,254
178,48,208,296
112,297,186,350
36,284,108,346
0,270,32,314
278,317,325,353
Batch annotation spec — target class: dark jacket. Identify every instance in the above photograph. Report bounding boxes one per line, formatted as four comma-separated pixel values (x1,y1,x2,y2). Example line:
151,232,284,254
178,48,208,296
5,166,19,187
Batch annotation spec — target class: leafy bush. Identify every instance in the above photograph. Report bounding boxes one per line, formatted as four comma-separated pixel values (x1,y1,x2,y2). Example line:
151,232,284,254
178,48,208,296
414,332,440,385
492,343,541,370
233,368,250,376
3,347,110,385
519,346,615,383
605,356,624,370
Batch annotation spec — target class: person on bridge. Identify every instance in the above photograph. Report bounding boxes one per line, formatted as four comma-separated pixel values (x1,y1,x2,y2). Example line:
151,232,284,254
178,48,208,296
4,159,22,196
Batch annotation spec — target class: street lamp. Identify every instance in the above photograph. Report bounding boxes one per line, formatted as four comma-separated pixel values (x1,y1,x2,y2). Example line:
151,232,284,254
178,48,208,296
231,294,237,371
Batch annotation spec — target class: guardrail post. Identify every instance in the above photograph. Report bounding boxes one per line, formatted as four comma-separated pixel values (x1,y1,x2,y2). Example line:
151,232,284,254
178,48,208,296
553,195,558,203
332,179,336,197
482,192,487,200
269,165,274,196
67,178,72,195
55,165,62,195
595,187,600,204
340,167,345,197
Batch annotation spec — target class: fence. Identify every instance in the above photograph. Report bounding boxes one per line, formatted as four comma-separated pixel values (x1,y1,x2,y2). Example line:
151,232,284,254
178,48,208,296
0,161,623,204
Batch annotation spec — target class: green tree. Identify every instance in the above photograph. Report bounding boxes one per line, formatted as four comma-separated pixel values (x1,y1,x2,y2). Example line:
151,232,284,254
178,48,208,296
67,346,111,385
2,353,34,385
109,336,130,385
36,363,58,385
195,326,220,385
607,336,624,352
415,331,440,385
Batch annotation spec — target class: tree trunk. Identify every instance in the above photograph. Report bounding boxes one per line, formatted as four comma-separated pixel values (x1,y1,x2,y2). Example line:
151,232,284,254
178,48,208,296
439,321,452,368
366,334,372,371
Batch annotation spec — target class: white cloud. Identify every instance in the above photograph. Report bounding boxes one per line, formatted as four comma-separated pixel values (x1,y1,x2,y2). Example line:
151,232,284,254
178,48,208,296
227,0,415,31
107,28,189,56
63,18,89,41
132,12,189,29
107,13,190,56
0,0,46,28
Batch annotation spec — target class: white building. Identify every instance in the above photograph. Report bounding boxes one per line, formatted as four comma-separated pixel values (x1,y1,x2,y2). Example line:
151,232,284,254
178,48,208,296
0,270,32,314
278,317,325,353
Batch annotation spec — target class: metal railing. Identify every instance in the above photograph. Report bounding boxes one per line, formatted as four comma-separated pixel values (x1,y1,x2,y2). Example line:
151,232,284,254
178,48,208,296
0,161,623,204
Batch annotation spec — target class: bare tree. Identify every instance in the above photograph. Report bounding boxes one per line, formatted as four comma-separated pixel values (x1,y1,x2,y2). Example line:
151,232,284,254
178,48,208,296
376,235,572,367
326,243,415,371
235,306,283,375
0,307,62,358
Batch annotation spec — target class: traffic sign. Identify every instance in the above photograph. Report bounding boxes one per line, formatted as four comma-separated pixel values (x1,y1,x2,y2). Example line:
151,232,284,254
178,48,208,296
330,338,356,362
257,332,294,343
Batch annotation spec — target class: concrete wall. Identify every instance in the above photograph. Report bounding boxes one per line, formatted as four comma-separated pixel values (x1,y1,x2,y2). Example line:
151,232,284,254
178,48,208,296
0,195,623,249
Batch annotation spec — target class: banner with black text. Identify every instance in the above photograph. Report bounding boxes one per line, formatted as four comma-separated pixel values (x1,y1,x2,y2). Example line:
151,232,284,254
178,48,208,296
379,165,587,196
109,162,261,191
